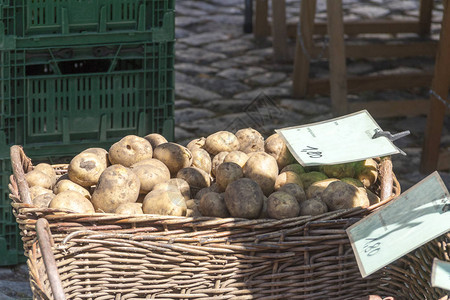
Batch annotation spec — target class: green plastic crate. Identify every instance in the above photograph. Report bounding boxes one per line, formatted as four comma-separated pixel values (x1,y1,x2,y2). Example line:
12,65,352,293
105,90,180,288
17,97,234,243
0,0,174,48
0,40,175,156
0,156,26,266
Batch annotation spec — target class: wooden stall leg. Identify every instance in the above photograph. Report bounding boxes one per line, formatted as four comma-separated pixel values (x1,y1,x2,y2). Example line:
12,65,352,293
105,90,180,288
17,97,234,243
327,0,348,116
419,0,435,36
292,0,317,98
421,0,450,173
254,0,270,38
272,0,289,61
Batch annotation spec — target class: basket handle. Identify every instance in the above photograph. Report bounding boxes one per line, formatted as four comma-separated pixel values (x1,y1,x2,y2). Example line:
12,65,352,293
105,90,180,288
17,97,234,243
379,156,394,201
10,145,33,205
36,218,66,300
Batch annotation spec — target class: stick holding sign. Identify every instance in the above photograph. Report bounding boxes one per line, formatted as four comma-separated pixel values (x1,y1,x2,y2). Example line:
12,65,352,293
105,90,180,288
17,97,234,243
347,171,450,278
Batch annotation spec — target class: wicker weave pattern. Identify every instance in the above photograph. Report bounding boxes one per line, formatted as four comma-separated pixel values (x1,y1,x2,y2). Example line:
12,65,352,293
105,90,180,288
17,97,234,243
17,145,450,299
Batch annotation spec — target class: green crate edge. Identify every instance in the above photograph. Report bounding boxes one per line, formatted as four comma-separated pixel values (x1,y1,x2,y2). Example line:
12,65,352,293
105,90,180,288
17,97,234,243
0,11,174,50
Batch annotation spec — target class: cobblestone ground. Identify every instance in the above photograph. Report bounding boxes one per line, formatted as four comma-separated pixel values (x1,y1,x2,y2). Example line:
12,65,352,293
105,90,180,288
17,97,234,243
1,0,449,298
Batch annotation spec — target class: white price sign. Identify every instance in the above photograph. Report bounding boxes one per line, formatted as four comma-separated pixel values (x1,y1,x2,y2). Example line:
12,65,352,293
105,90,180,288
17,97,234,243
432,258,450,291
276,110,400,166
347,171,450,278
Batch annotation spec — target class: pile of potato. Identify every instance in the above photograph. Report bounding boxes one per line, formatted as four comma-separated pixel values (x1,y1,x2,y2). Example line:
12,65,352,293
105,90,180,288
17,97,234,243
25,129,380,219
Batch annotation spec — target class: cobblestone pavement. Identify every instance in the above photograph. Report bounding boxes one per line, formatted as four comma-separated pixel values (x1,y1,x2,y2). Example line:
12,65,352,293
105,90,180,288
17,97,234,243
1,0,449,298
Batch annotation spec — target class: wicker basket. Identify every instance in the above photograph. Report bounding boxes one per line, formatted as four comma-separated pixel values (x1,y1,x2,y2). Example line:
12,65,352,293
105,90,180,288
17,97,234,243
8,145,412,299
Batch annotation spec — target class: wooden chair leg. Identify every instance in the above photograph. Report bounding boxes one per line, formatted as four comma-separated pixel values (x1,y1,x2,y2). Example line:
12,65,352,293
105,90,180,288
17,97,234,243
327,0,348,116
421,0,450,173
292,0,316,98
272,0,289,61
419,0,434,36
254,0,270,38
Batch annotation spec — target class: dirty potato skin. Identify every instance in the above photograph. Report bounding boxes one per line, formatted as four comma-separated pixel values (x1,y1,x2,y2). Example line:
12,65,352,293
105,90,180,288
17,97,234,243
211,151,229,177
243,152,278,196
204,131,240,155
153,143,193,177
264,133,295,170
177,167,211,196
115,203,144,215
91,165,140,213
33,163,57,187
153,178,191,200
235,128,264,153
144,133,168,150
109,135,153,167
278,183,306,204
199,192,230,217
194,183,220,200
223,151,249,168
81,148,110,166
53,179,91,200
267,191,300,219
68,152,108,187
142,189,186,216
186,137,206,152
216,162,243,192
49,190,95,214
25,170,53,189
224,178,264,219
130,162,170,194
321,181,370,211
30,186,53,200
299,197,328,216
33,192,55,208
274,171,304,190
191,148,212,174
306,178,340,199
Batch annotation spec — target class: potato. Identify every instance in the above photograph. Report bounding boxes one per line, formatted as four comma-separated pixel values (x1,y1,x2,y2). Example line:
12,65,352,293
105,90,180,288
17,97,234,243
355,159,378,187
223,151,249,168
243,152,278,196
258,196,269,219
109,135,153,167
267,191,300,219
211,151,229,177
53,179,91,200
131,162,170,194
186,137,206,152
130,158,168,169
81,148,110,166
186,199,199,209
30,186,53,200
321,181,370,211
204,131,240,155
68,152,108,187
25,170,53,189
115,203,144,215
299,171,328,189
49,190,95,214
142,189,186,216
91,165,140,213
278,183,306,204
299,197,328,216
264,133,295,170
321,163,356,179
216,162,243,192
153,143,193,177
224,178,264,219
306,178,340,199
191,148,212,174
195,183,220,200
177,167,211,196
153,178,191,200
144,133,168,150
185,199,202,217
274,171,303,190
281,163,305,175
341,177,364,188
33,192,55,208
235,128,264,153
360,187,380,206
199,192,230,217
34,163,56,187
